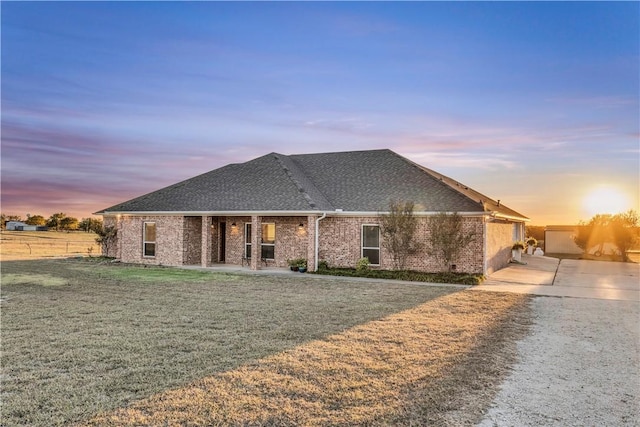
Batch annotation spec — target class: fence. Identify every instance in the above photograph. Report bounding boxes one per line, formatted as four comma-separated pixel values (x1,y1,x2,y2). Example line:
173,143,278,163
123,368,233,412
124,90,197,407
0,237,102,260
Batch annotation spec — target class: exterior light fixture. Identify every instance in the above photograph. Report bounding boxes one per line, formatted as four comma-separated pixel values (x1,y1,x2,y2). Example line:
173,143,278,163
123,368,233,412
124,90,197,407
298,223,304,230
231,222,237,228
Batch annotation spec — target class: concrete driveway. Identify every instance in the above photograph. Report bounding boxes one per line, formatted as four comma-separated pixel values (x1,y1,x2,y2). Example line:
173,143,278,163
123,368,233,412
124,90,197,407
474,255,640,301
475,255,640,426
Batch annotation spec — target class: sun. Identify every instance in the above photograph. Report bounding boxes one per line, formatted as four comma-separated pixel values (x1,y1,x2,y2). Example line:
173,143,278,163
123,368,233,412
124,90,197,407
583,186,630,217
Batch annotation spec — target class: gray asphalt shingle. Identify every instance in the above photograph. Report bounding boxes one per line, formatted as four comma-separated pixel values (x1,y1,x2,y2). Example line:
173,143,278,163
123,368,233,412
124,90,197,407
97,149,527,219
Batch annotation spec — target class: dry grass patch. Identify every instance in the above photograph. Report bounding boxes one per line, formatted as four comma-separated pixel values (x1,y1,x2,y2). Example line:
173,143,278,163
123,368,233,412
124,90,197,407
84,291,531,426
2,259,473,427
0,231,100,260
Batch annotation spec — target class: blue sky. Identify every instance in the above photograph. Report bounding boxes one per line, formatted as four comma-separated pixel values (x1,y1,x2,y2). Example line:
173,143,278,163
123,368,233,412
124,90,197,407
2,2,638,225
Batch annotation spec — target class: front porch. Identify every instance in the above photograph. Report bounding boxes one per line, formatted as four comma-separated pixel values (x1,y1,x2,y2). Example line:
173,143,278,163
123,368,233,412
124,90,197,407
185,214,319,271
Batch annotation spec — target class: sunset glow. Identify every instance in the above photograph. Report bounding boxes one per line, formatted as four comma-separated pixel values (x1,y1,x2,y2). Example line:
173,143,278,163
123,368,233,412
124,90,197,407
583,187,631,217
1,2,638,225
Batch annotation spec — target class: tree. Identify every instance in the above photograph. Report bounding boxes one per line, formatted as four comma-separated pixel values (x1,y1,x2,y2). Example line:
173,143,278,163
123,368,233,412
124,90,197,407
573,210,639,261
610,210,639,262
60,216,79,231
573,214,611,254
525,225,545,242
95,225,117,256
380,201,421,270
47,213,67,231
25,215,47,226
79,218,103,233
426,212,475,273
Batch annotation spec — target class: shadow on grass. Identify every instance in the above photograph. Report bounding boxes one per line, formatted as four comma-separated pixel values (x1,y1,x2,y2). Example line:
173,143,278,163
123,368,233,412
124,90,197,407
1,259,467,427
81,291,532,426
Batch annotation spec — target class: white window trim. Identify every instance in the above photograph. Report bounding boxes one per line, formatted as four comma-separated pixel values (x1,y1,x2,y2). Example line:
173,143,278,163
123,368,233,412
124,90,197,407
143,221,156,258
361,224,380,266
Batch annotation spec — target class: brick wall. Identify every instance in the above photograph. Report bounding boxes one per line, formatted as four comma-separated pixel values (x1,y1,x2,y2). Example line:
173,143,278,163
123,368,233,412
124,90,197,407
118,215,185,266
318,215,485,274
108,213,492,273
183,216,202,265
225,216,251,265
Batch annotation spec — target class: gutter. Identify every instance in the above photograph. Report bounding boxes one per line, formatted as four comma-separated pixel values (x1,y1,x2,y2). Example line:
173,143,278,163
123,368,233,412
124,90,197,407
96,210,325,217
314,212,327,272
488,211,530,222
96,210,511,219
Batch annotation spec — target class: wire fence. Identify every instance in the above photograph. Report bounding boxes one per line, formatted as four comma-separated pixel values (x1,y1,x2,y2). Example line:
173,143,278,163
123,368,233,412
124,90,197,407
1,240,102,259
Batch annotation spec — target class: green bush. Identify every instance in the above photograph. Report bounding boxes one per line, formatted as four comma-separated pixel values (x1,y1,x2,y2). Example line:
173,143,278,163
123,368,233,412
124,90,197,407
356,257,370,272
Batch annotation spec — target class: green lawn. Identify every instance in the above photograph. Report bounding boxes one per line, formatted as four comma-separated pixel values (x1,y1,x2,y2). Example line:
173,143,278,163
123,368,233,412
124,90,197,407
1,259,531,426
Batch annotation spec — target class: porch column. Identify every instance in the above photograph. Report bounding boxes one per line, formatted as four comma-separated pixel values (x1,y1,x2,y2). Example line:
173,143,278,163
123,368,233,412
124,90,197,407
201,216,212,267
306,215,316,271
250,215,262,270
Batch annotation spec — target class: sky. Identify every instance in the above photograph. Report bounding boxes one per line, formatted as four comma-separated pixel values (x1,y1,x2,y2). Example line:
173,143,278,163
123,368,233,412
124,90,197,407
1,2,638,226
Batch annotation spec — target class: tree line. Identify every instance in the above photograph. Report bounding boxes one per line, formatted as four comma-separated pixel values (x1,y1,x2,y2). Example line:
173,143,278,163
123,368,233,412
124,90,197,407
1,213,103,233
573,210,639,261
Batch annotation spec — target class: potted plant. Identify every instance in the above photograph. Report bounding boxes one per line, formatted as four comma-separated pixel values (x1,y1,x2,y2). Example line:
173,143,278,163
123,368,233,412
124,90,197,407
287,258,299,271
525,237,537,255
297,258,307,273
512,241,525,262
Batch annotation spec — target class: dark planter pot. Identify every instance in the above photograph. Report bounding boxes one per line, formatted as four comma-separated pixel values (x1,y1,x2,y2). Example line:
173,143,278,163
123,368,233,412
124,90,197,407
298,267,307,273
291,266,299,271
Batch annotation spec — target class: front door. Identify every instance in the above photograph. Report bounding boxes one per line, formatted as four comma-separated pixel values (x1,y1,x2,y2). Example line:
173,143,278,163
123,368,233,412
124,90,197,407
219,222,226,263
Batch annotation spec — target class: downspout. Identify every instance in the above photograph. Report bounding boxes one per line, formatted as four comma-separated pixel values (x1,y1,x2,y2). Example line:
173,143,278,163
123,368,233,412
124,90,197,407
314,212,327,272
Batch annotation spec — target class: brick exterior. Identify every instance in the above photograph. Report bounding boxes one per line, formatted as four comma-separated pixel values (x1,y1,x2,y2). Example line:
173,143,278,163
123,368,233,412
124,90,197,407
104,213,520,274
318,216,484,274
183,216,202,265
107,215,185,266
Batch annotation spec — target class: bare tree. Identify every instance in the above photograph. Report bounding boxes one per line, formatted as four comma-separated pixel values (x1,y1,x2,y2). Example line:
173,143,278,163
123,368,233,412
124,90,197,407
380,201,421,270
426,212,475,272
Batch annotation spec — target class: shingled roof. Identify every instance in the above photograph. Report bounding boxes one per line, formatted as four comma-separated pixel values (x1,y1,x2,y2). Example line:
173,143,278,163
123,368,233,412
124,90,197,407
97,149,527,220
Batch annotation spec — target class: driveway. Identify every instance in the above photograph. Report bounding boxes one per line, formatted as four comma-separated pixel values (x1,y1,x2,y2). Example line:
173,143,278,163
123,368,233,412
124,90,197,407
474,255,640,301
475,256,640,426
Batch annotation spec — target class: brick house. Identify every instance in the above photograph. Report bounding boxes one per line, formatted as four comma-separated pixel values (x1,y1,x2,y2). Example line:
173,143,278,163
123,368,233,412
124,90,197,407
96,149,528,275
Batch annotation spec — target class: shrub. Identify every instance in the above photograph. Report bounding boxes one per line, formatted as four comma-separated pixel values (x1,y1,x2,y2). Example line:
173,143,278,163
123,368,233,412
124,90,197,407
356,257,370,272
310,267,484,286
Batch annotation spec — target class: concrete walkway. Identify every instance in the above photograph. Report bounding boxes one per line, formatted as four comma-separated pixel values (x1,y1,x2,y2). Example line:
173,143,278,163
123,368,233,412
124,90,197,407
473,255,640,301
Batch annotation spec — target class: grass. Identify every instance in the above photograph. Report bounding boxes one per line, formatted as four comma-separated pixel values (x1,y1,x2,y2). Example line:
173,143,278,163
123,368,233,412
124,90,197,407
1,259,532,426
0,231,101,261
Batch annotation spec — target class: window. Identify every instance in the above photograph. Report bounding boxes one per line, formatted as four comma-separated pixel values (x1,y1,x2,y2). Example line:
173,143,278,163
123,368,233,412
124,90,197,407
261,223,275,259
245,223,276,260
143,222,156,257
245,223,252,258
362,225,380,265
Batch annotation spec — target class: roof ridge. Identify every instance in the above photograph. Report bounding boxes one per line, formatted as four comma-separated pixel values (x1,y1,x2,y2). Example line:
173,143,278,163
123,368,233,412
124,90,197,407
397,153,528,219
272,153,334,211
